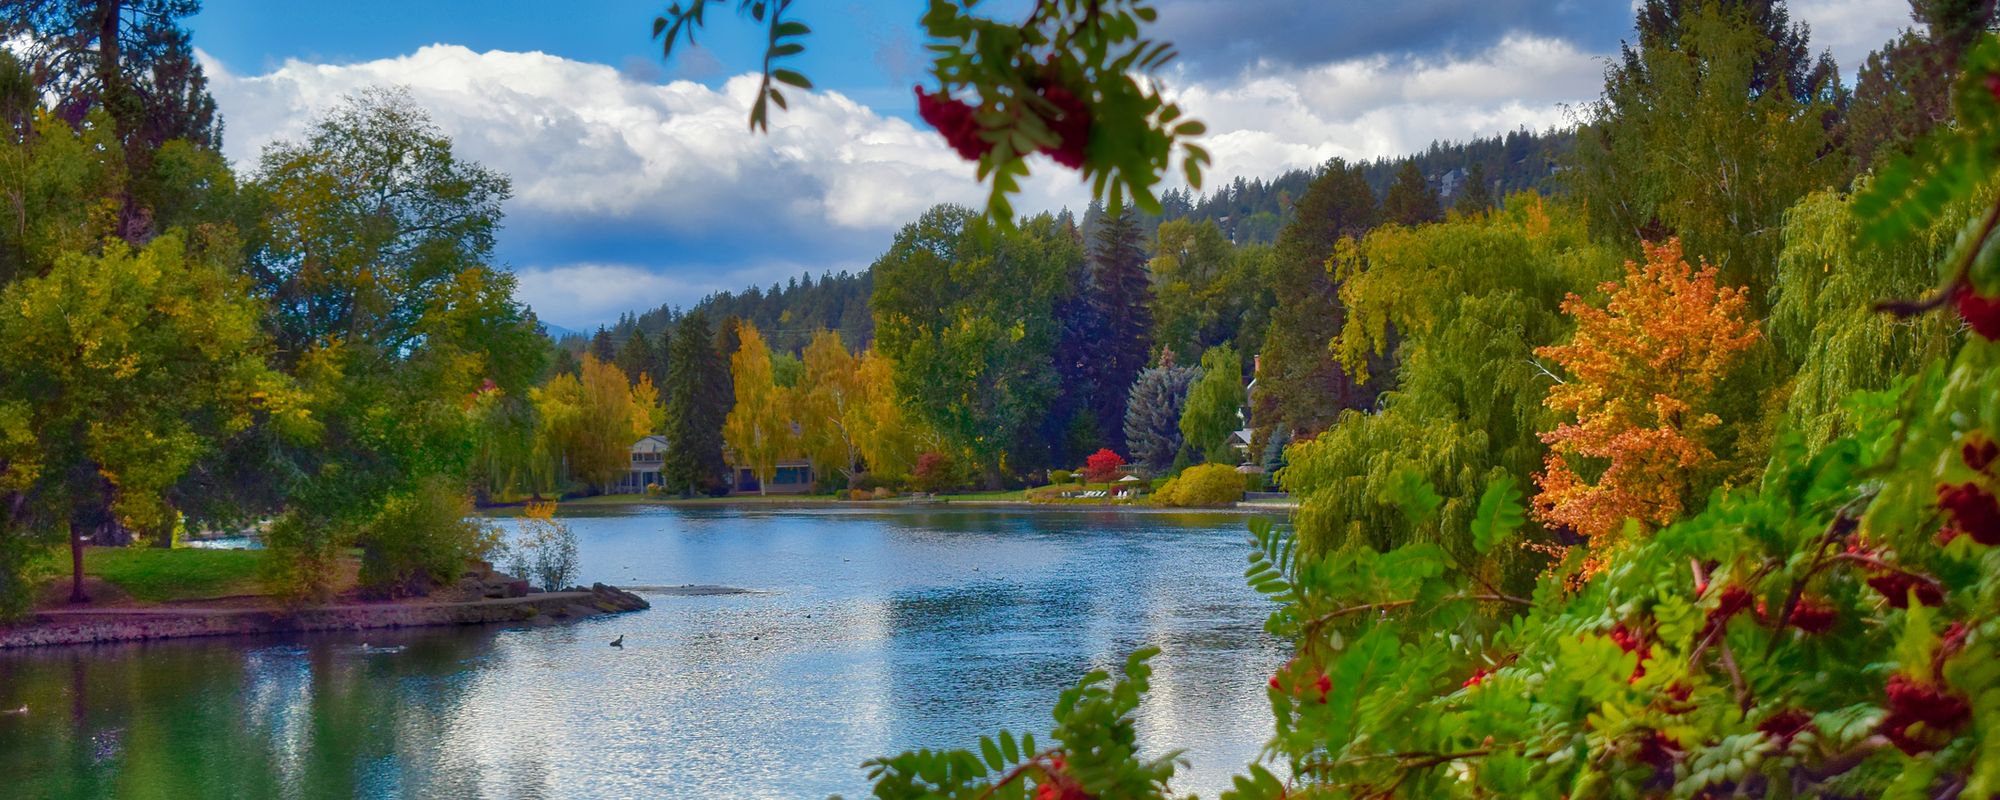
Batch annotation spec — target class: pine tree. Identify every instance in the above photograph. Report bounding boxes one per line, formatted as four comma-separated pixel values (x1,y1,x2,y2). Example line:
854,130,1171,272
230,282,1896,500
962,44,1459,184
1453,162,1493,216
589,326,617,363
663,310,728,496
1122,348,1198,472
1259,159,1379,438
615,327,658,385
1383,161,1441,227
1086,205,1154,452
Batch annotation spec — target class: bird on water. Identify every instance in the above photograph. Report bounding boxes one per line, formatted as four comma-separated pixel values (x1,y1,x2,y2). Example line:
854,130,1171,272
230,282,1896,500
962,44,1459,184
610,634,625,648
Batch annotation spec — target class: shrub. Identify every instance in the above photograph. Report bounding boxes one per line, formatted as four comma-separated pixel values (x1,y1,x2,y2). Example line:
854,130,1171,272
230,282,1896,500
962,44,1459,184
1153,463,1244,507
1083,448,1125,483
871,486,895,500
505,501,579,592
913,451,956,493
848,488,871,501
1049,469,1074,485
358,479,500,598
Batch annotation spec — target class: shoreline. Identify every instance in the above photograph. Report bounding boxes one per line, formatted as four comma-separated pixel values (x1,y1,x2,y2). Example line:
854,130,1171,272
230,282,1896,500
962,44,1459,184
0,583,651,650
481,495,1298,515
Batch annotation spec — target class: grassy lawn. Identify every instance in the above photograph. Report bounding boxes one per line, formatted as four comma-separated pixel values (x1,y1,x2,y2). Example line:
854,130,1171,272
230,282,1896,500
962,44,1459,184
81,547,266,603
933,489,1029,501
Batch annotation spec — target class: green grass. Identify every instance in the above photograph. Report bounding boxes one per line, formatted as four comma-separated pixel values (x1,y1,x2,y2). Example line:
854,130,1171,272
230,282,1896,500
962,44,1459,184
82,547,266,602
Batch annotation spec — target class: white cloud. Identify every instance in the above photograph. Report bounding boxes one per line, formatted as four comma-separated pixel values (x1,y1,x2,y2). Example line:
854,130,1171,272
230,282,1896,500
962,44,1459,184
1171,34,1604,183
512,260,836,331
1792,0,1915,76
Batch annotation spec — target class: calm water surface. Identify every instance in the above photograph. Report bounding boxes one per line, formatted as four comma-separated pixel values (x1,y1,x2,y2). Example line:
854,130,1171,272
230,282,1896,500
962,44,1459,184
0,506,1289,799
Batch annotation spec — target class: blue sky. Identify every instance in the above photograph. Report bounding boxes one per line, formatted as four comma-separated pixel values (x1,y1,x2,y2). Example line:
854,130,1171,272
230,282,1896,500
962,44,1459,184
187,0,1912,330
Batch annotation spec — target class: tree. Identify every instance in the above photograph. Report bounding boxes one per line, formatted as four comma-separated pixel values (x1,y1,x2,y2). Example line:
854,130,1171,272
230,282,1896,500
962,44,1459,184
1179,345,1246,463
1533,238,1760,553
1453,161,1493,216
723,322,791,495
1083,448,1125,483
1122,348,1198,472
1844,1,1997,171
1258,159,1379,438
1381,160,1441,227
589,326,617,363
249,89,542,600
614,326,658,385
662,310,729,496
1,0,222,240
505,501,578,593
797,330,865,485
0,234,299,608
1084,206,1154,452
1570,0,1841,304
1148,219,1274,361
851,349,921,481
533,355,649,494
872,205,1077,485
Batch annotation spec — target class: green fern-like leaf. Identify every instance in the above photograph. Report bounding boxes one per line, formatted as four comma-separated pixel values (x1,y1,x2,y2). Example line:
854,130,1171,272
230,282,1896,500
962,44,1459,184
1470,472,1526,555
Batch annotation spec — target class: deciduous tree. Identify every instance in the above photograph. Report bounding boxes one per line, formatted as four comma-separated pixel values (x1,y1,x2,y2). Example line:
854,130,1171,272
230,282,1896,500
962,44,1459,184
1179,345,1246,464
1533,238,1760,552
723,322,792,495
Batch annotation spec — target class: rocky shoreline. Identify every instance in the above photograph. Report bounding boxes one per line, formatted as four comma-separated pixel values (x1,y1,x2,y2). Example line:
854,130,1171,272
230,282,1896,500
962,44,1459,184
0,582,650,650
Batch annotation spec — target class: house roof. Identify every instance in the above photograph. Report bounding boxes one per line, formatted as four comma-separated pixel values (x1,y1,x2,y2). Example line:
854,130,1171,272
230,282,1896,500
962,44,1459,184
632,435,670,448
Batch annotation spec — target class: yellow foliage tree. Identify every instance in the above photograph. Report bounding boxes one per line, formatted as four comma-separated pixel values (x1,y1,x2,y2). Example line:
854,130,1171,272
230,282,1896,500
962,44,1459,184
723,322,792,494
797,330,864,483
532,355,649,493
1532,238,1760,554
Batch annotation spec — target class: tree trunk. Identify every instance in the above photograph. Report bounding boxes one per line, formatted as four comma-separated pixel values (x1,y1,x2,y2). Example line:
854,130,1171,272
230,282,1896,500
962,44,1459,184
68,520,88,604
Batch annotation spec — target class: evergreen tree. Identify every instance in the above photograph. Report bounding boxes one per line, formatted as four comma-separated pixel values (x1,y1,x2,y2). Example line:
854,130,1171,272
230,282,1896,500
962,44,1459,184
614,327,658,385
1453,161,1493,216
1382,161,1441,227
663,310,728,496
1122,348,1198,473
589,326,617,363
1258,159,1380,438
650,325,673,391
1844,0,1996,171
550,346,581,379
1085,205,1154,452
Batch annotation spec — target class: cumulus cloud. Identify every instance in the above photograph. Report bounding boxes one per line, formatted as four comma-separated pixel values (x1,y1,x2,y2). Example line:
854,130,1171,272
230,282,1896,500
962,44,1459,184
1172,34,1604,183
201,44,1091,327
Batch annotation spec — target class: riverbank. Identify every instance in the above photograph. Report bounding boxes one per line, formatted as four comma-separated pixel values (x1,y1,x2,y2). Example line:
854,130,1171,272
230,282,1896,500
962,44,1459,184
0,582,650,649
480,492,1297,516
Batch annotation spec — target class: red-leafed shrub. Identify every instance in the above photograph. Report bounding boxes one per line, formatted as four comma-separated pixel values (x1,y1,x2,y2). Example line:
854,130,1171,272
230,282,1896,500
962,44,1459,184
1083,449,1125,483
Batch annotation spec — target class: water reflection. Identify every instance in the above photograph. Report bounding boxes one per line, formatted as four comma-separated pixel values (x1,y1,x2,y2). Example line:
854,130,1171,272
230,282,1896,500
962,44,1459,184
2,508,1285,798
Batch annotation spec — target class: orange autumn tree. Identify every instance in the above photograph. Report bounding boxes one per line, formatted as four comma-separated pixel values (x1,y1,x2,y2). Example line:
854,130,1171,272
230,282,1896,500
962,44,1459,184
1532,238,1759,554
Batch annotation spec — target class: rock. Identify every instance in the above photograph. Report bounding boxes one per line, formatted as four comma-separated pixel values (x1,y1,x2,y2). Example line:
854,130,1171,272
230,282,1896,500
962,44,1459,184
504,579,531,598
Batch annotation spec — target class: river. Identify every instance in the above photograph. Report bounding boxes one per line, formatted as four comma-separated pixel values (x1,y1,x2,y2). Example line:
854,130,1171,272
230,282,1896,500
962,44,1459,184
0,506,1289,799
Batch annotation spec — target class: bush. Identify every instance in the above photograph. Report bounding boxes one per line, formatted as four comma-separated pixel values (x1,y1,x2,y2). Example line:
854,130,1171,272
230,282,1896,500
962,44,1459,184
872,486,895,500
913,451,957,493
357,479,500,598
848,488,872,501
1049,469,1074,486
1084,448,1125,483
1153,463,1245,507
505,501,579,592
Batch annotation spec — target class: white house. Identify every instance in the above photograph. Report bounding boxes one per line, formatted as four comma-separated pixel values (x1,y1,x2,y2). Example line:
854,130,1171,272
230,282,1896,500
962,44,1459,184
619,435,670,494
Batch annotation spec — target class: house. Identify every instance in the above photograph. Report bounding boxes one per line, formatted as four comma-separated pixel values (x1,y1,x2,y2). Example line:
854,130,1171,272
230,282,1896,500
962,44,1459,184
727,457,815,495
617,435,670,494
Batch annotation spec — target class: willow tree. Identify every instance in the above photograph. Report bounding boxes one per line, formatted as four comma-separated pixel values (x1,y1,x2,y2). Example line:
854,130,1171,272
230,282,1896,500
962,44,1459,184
1281,197,1618,589
1178,344,1246,464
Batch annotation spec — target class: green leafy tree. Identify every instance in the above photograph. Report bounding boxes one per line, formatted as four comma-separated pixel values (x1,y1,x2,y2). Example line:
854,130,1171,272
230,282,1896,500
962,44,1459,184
1122,348,1197,472
872,205,1078,485
248,89,542,601
1179,344,1246,464
1148,219,1275,360
0,233,301,610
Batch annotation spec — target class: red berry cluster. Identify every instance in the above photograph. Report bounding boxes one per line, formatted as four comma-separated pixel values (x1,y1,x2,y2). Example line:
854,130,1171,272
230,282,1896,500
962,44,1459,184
1881,674,1971,755
1787,595,1837,634
1034,755,1092,800
1033,83,1089,169
1866,570,1944,608
1937,481,2000,545
916,87,992,162
1608,623,1653,684
1957,286,2000,340
1757,708,1814,747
